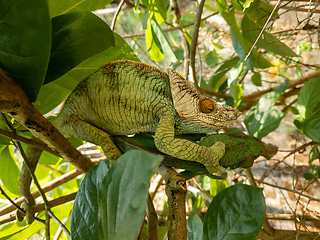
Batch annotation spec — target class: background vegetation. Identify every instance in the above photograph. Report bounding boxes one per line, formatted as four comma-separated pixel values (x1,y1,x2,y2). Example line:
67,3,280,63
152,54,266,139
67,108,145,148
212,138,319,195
0,0,319,239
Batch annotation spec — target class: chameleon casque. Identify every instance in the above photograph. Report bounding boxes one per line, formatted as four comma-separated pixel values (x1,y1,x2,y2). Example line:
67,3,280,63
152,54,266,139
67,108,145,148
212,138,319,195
52,60,241,174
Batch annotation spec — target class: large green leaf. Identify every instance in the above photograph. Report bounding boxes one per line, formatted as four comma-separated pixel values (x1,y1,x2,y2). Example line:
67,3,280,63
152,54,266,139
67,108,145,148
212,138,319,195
203,184,265,240
303,111,320,142
71,161,109,240
98,150,162,240
244,81,288,138
48,0,114,18
0,0,51,102
296,77,320,141
242,15,298,57
244,0,278,27
216,0,271,69
187,215,203,240
297,77,320,118
146,17,177,62
0,146,20,196
45,11,115,84
34,33,139,114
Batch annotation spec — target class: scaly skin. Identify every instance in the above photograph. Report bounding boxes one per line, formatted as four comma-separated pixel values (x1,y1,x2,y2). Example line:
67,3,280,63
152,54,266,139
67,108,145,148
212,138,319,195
53,60,241,174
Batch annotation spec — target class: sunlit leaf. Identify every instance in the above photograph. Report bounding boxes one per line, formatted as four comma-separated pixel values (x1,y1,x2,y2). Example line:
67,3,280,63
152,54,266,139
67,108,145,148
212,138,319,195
48,0,114,18
0,146,20,195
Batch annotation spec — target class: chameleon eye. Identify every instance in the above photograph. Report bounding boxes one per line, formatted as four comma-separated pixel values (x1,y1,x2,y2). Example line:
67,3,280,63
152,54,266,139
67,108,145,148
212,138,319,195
199,98,216,113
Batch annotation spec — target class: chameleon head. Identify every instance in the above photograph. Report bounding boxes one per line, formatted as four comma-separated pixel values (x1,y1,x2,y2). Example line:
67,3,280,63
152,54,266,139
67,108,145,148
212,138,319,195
168,68,242,132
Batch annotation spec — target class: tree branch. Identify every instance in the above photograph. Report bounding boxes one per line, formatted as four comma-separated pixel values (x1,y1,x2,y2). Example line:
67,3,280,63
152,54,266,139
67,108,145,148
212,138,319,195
0,127,60,157
0,193,77,225
0,169,81,216
157,165,187,240
0,67,95,172
190,0,205,88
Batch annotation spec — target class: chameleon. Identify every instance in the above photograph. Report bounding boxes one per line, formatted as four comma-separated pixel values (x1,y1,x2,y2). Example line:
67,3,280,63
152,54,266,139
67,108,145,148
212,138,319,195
52,60,241,174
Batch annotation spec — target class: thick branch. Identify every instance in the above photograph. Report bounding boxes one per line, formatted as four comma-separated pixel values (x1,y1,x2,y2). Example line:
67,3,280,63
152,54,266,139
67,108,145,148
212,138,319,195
242,71,320,108
157,165,187,240
0,67,94,172
0,128,60,157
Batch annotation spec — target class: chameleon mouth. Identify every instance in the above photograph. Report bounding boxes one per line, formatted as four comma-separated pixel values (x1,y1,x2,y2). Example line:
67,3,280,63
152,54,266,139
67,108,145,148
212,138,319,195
225,107,242,121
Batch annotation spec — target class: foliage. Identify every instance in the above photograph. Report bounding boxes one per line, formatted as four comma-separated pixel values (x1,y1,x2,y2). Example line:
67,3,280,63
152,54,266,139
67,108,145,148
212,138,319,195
0,0,320,239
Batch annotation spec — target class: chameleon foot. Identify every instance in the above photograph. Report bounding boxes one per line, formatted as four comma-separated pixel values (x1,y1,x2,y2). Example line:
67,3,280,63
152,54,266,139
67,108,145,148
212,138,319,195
203,141,225,174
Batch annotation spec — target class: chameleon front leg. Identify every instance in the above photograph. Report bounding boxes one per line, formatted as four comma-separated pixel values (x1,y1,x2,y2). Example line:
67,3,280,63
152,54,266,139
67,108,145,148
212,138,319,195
154,113,225,174
60,116,123,162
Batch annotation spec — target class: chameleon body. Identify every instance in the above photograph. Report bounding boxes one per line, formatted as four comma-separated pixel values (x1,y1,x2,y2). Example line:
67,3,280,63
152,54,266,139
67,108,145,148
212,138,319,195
53,60,241,174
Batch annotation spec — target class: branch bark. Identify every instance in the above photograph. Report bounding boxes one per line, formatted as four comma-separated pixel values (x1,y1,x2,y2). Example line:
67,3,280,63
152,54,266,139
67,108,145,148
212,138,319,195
0,193,77,225
157,165,187,240
0,169,81,216
0,67,95,172
190,0,205,88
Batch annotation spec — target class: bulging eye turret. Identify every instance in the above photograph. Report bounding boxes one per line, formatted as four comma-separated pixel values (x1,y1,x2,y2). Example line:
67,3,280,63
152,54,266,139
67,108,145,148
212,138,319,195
199,98,216,113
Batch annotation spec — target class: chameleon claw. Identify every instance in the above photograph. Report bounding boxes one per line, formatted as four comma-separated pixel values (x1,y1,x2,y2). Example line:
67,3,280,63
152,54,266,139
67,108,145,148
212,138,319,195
204,141,225,174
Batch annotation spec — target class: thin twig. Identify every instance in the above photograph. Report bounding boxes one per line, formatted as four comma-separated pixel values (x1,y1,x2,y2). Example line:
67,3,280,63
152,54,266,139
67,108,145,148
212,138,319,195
190,0,205,87
244,0,281,61
0,169,81,216
121,12,218,39
259,141,316,182
111,0,125,31
0,128,60,157
0,186,45,224
0,192,77,225
256,180,320,203
15,141,71,239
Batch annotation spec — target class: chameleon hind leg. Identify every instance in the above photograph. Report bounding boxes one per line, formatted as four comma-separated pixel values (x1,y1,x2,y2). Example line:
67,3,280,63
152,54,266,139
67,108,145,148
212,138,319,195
60,115,123,162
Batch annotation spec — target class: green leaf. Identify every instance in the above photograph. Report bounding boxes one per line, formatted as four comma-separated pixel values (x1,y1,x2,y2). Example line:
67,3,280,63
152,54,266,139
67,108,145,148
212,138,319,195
48,0,114,18
297,77,320,118
210,57,239,91
302,111,320,142
251,72,262,86
187,215,203,240
0,216,44,239
210,179,228,197
98,150,163,240
45,11,115,84
244,0,278,27
303,172,315,180
244,81,288,138
309,145,320,163
70,161,109,240
0,146,20,196
242,15,298,57
147,18,177,62
216,0,271,70
243,0,255,10
34,33,138,114
203,185,265,240
0,0,51,102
